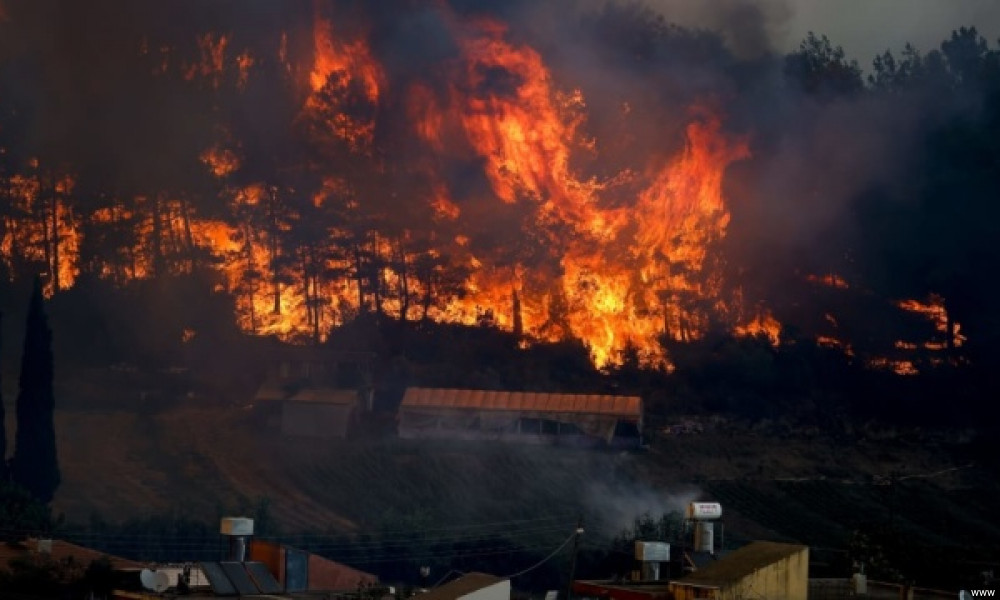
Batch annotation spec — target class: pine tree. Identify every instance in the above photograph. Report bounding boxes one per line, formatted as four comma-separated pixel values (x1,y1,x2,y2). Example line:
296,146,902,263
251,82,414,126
9,279,60,503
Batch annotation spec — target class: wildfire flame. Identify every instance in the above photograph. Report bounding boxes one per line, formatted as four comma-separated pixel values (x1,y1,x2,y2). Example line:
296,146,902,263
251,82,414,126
1,3,954,374
896,295,965,349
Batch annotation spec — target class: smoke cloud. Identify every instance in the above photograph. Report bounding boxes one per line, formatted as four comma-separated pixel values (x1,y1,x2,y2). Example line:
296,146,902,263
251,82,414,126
582,478,700,536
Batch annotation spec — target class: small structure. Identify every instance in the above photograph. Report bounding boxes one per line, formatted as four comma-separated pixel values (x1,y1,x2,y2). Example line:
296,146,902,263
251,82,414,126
685,502,723,556
417,572,510,600
255,347,375,406
573,541,807,600
398,388,642,447
670,541,809,600
634,541,671,581
248,539,378,593
220,516,254,562
280,388,361,438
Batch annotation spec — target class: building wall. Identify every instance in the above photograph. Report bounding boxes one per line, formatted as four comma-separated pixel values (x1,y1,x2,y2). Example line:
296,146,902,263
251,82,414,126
307,553,377,591
669,583,719,600
249,539,286,584
460,579,511,600
281,402,355,438
719,548,809,600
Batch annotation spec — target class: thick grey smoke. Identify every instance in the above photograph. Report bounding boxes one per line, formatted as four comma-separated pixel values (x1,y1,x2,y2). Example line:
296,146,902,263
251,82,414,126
582,479,700,536
638,0,793,58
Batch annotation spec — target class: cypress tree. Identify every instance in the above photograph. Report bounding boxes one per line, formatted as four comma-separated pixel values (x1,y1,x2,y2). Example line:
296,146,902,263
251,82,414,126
9,279,60,503
0,311,6,482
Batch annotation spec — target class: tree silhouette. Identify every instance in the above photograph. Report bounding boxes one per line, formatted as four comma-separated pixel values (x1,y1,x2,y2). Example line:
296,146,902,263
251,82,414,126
0,311,6,482
784,32,863,97
9,278,61,504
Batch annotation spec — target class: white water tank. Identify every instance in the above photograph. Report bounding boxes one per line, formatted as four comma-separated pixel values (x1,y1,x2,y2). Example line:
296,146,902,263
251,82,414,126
220,517,255,562
220,517,255,536
686,502,722,520
634,541,670,562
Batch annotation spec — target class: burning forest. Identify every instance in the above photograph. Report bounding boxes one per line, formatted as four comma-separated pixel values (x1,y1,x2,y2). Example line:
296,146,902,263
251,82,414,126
1,0,999,386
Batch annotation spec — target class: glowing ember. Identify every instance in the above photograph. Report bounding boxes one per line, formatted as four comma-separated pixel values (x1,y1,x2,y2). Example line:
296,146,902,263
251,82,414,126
868,357,919,376
185,33,228,88
807,273,849,289
200,146,241,178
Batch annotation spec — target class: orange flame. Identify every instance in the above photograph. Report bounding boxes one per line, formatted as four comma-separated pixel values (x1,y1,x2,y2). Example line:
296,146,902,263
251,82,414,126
897,294,965,349
0,8,759,366
806,273,849,289
304,6,381,151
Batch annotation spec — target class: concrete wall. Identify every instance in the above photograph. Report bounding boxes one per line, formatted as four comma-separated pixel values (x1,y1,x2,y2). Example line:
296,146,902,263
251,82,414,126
281,401,355,438
307,553,377,591
719,547,809,600
249,539,286,584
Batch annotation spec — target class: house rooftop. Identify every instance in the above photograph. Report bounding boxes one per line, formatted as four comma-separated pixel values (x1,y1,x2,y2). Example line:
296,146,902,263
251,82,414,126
401,388,641,419
0,538,145,573
678,541,808,587
416,572,504,600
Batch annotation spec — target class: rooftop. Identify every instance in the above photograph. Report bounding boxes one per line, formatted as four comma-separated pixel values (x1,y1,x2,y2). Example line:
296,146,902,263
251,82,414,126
678,541,808,587
287,388,359,404
0,538,145,573
401,388,641,418
415,572,504,600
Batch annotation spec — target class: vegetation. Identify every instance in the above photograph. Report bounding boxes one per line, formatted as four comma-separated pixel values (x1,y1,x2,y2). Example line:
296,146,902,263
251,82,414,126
10,279,61,505
0,481,53,543
0,7,997,433
0,310,7,482
0,553,116,599
1,3,1000,594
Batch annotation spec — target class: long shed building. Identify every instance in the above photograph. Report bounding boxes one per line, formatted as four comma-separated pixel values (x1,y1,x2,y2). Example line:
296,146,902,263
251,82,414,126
398,387,642,447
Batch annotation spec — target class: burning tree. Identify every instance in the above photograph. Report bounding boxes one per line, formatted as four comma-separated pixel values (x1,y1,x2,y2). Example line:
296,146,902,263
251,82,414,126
0,0,997,381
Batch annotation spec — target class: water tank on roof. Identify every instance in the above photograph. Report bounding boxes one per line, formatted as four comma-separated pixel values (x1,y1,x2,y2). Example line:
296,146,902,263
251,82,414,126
634,541,670,562
686,502,722,520
220,517,254,562
694,521,715,554
220,517,255,536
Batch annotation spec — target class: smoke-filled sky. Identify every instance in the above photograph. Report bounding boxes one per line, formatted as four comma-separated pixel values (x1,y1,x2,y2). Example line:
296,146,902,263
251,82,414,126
647,0,1000,65
785,0,1000,63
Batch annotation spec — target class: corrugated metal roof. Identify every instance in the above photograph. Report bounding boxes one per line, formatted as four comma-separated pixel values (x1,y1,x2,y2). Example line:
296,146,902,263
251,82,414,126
401,388,641,417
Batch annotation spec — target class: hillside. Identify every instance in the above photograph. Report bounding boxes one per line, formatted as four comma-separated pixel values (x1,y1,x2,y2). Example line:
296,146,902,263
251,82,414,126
42,400,1000,577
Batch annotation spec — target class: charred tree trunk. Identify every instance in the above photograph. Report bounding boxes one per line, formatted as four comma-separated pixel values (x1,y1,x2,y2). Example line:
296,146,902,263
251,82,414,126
243,224,258,334
353,242,367,313
36,172,53,286
301,248,313,331
421,289,433,322
268,187,282,316
1,174,15,279
49,185,60,294
370,233,384,322
181,197,197,272
150,193,166,278
396,242,410,322
945,300,956,353
310,247,322,343
512,288,523,339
